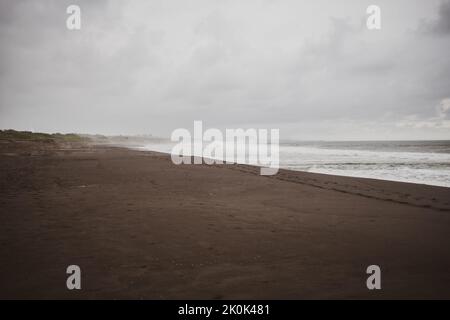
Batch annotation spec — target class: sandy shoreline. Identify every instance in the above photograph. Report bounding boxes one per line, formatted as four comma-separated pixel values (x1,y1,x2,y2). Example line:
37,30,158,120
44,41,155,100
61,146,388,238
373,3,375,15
1,139,450,299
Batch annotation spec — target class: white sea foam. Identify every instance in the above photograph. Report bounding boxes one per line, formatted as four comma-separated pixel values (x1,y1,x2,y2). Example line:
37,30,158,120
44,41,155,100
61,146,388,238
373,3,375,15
280,144,450,187
138,140,450,188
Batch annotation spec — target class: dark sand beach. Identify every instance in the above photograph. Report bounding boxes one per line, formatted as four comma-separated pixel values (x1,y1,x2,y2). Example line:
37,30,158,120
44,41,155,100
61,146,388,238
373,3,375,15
1,138,450,299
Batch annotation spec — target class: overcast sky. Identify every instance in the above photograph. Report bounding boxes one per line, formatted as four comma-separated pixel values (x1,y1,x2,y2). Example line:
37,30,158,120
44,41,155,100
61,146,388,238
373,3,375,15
1,0,449,140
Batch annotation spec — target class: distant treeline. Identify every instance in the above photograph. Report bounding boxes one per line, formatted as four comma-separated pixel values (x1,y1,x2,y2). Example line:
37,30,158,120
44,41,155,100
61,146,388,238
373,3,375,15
0,129,88,142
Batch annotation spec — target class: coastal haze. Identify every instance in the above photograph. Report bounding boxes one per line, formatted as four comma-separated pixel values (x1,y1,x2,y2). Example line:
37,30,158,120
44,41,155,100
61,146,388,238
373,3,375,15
1,1,450,300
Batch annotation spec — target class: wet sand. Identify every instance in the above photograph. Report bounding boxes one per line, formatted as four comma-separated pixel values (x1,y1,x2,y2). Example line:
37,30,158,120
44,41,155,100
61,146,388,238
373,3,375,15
1,139,450,299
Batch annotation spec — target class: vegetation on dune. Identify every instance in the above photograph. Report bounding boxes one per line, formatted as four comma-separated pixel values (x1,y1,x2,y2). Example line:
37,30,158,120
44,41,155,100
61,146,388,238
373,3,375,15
0,129,88,142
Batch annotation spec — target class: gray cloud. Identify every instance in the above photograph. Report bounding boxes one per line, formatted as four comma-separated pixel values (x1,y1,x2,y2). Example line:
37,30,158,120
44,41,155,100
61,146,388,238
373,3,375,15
0,0,449,139
419,0,450,35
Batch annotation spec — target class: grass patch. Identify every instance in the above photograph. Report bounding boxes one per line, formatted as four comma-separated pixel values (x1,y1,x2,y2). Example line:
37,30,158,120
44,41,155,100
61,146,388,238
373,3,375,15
0,129,88,142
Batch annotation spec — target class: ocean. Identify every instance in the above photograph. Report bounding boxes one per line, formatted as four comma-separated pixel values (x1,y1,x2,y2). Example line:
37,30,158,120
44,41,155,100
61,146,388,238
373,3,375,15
138,140,450,188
